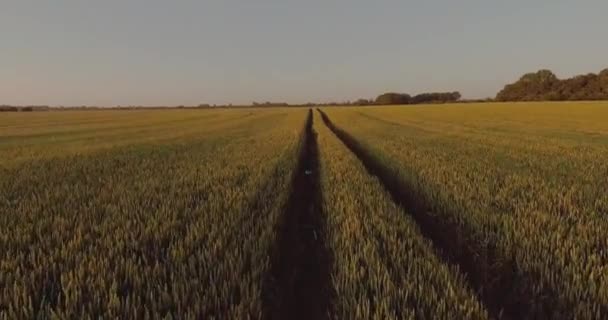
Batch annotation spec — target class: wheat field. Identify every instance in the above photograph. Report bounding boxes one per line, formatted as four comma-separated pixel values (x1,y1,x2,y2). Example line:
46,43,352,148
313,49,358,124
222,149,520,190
1,102,607,319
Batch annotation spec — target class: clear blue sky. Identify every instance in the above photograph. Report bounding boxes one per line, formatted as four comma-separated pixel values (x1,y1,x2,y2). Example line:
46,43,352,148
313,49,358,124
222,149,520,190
2,0,607,106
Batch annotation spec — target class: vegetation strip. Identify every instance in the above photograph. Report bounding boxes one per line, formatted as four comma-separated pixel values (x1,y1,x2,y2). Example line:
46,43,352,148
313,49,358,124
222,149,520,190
317,108,516,319
314,111,488,319
263,110,331,320
323,105,608,319
0,109,307,318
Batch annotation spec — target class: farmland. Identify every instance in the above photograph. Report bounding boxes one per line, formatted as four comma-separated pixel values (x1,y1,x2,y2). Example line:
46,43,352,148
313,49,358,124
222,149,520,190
1,102,607,319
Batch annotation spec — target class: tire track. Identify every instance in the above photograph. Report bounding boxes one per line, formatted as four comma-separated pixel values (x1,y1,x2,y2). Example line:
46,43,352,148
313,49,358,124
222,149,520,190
262,110,331,320
317,108,527,320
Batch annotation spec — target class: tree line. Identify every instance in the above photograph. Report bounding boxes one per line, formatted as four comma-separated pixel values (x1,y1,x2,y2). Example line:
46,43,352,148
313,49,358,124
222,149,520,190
0,105,50,112
496,68,608,101
248,93,462,107
6,67,608,112
374,92,462,105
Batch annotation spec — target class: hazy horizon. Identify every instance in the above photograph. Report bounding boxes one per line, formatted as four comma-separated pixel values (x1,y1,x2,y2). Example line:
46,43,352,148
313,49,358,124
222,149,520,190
2,0,607,106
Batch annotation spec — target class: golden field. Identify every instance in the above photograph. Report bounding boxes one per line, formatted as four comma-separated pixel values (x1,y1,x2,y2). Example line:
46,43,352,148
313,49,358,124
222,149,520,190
1,102,607,319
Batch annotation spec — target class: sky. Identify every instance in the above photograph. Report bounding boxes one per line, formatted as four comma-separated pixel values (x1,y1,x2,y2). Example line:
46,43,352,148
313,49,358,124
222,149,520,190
1,0,607,106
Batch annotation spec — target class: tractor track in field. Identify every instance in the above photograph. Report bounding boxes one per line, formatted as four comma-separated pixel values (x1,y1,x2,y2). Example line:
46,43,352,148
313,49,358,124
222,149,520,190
317,108,534,320
262,110,332,320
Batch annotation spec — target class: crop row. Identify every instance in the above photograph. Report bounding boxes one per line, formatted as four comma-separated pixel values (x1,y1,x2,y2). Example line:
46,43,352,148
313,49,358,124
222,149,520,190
322,105,608,319
0,109,308,319
314,111,488,319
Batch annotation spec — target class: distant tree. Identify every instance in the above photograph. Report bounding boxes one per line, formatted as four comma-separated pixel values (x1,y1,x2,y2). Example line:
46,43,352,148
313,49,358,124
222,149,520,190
496,70,559,101
251,101,289,107
451,92,462,101
375,93,411,105
567,74,603,100
496,68,608,101
355,99,372,105
411,92,461,104
599,69,608,98
0,105,18,112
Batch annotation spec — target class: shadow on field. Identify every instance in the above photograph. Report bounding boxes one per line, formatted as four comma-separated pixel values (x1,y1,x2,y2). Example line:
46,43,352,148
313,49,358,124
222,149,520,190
316,108,539,320
262,110,331,320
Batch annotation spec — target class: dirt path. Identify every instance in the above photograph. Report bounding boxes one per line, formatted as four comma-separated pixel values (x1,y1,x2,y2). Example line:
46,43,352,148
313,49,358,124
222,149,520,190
263,110,331,320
